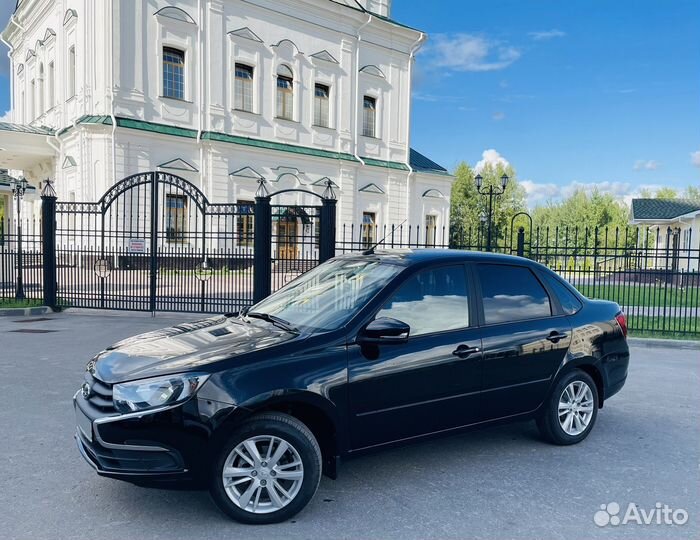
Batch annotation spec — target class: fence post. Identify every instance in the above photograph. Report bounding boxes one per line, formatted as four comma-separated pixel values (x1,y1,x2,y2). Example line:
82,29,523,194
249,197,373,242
253,193,272,303
516,226,525,257
319,196,337,263
41,180,58,310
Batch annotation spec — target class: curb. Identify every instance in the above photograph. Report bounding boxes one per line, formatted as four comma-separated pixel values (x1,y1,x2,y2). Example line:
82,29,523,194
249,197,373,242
628,337,700,350
0,306,54,317
62,308,200,320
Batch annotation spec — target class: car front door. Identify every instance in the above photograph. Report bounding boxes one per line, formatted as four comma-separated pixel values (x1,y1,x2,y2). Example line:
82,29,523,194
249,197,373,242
474,262,572,420
347,264,483,450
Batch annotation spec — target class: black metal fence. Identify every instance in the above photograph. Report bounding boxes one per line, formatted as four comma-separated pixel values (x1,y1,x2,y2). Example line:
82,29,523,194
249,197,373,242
0,218,44,307
1,179,698,338
336,221,699,337
54,172,256,313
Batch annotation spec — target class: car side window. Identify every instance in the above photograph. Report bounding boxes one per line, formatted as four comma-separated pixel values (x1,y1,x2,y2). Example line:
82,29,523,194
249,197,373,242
477,264,552,324
541,273,583,315
375,265,469,336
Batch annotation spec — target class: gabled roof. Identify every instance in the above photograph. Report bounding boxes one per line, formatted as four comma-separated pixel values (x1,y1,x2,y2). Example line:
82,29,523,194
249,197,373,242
310,50,339,64
0,169,36,190
228,27,263,43
631,198,700,221
158,158,198,172
409,148,449,175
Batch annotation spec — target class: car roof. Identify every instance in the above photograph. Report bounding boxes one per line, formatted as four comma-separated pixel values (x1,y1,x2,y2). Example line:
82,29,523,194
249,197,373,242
335,248,535,268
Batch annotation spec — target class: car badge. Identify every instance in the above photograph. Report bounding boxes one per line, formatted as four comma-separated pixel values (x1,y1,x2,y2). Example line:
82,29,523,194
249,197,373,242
81,382,91,399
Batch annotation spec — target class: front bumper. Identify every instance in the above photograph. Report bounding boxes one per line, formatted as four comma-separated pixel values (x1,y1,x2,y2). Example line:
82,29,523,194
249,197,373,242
72,388,233,483
75,428,188,479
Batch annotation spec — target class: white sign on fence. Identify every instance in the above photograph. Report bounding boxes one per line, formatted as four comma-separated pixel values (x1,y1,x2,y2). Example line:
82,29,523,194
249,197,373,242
128,238,147,253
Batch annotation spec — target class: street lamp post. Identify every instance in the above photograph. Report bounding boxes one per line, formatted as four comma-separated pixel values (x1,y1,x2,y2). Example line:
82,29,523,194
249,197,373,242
475,172,509,252
10,176,29,300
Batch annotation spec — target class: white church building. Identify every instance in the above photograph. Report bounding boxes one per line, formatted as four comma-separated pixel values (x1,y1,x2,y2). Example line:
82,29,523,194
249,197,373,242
0,0,453,246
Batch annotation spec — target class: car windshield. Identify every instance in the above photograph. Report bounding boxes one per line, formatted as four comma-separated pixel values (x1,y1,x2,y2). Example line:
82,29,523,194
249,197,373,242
246,258,403,332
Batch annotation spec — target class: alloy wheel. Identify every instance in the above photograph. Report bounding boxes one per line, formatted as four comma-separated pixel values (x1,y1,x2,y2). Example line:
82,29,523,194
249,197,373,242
558,380,595,436
221,435,304,514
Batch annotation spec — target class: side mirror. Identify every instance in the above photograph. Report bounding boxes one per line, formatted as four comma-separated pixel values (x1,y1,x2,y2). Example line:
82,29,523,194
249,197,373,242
359,317,410,345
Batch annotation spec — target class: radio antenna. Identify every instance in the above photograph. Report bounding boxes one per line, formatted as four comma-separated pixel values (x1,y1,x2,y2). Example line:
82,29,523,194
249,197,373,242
362,219,408,255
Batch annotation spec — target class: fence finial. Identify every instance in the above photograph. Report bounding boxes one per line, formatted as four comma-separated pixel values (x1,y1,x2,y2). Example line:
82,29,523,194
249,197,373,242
255,178,269,198
41,178,57,198
322,179,337,200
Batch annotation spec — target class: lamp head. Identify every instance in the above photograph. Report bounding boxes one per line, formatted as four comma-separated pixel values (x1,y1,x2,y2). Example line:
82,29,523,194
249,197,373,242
475,174,483,189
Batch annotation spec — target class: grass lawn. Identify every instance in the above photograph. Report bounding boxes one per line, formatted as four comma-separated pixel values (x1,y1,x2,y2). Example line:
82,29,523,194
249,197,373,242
0,298,45,309
576,283,700,307
628,315,700,340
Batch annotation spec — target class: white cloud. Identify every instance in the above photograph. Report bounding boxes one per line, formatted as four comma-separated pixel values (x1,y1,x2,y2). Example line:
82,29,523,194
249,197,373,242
475,149,510,172
492,111,506,121
633,159,660,171
691,150,700,168
427,34,521,72
528,29,566,41
0,110,10,123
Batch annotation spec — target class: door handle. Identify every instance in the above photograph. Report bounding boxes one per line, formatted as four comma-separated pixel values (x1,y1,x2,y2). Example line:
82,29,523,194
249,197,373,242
452,344,480,358
546,331,568,343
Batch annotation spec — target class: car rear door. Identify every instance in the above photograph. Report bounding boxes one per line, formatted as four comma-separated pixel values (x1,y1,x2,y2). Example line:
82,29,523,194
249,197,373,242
347,263,483,450
473,262,572,420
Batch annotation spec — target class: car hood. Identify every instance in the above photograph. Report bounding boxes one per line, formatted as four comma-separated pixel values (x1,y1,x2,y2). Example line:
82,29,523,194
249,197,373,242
92,315,298,384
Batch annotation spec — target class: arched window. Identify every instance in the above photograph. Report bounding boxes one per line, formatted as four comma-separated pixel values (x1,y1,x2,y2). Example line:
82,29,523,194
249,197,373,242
163,47,185,100
276,65,294,120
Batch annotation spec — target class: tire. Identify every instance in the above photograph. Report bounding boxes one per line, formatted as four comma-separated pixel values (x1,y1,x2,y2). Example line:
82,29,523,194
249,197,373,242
536,369,599,445
209,412,322,524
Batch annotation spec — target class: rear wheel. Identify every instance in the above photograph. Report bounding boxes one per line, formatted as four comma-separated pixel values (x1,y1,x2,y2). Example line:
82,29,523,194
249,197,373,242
537,369,599,445
209,412,322,524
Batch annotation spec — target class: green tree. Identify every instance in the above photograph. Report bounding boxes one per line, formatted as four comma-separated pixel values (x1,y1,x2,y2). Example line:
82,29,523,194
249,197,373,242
450,161,527,248
532,188,631,247
683,186,700,202
654,187,678,200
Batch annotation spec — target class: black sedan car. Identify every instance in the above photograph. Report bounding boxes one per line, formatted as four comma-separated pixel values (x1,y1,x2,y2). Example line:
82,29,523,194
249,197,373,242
74,249,629,524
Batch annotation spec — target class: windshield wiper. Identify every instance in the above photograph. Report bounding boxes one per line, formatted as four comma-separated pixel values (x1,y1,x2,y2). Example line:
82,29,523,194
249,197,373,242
244,311,299,333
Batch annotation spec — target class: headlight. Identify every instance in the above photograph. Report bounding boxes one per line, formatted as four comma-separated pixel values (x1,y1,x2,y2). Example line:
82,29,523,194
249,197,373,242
113,372,210,414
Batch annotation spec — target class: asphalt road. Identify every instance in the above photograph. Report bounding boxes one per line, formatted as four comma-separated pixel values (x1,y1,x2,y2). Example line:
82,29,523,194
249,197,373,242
0,310,698,540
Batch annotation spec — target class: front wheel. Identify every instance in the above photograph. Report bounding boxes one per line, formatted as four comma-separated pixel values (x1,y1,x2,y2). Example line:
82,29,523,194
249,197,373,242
537,369,599,445
209,412,322,524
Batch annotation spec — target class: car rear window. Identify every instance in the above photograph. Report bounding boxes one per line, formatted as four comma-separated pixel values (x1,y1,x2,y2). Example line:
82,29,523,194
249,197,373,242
477,264,552,324
540,272,583,315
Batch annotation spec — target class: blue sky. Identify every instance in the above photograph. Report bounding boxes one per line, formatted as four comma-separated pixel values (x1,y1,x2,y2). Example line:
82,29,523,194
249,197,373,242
393,0,700,205
1,0,698,206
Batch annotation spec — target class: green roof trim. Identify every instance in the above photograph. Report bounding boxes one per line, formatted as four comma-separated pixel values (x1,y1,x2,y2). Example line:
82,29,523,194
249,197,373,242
0,121,54,135
631,199,700,221
78,115,113,126
202,131,360,162
117,117,197,139
361,157,409,171
45,116,449,176
327,0,421,33
409,148,449,175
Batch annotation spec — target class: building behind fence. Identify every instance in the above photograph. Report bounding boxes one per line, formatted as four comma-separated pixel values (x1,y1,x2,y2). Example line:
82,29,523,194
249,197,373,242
2,185,698,338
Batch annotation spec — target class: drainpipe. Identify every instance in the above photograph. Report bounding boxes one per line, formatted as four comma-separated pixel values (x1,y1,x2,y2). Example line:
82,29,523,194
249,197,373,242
108,1,117,190
1,14,26,123
352,13,372,167
404,32,425,232
196,0,205,193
